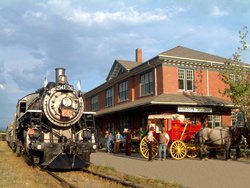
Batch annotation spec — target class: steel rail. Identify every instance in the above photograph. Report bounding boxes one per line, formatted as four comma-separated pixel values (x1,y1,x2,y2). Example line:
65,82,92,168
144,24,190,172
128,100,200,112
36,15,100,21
82,168,143,188
45,170,77,188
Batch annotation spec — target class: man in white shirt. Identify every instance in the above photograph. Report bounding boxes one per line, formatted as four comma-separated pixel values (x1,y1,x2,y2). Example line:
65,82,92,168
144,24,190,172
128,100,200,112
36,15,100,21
147,126,155,161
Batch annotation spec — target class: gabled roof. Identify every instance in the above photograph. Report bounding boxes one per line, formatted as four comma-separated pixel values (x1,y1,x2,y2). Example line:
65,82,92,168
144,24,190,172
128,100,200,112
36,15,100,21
160,46,229,63
106,60,141,81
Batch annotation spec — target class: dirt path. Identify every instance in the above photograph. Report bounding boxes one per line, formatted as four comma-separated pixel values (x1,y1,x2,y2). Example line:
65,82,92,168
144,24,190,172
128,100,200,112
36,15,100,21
91,151,250,188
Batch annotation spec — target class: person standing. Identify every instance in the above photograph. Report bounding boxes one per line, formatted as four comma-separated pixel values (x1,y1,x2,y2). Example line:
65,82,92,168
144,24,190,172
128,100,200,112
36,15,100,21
158,129,170,160
147,126,155,161
125,130,132,156
107,132,114,153
104,131,109,152
114,131,123,153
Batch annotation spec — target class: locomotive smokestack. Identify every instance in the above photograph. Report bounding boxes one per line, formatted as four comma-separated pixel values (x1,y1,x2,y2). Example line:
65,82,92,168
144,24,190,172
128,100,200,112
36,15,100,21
55,68,67,84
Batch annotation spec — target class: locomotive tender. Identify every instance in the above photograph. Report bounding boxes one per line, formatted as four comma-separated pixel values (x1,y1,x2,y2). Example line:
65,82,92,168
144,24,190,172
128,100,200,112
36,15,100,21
6,68,96,169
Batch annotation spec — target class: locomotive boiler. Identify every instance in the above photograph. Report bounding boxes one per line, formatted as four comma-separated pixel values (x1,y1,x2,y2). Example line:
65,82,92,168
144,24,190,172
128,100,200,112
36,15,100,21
7,68,96,169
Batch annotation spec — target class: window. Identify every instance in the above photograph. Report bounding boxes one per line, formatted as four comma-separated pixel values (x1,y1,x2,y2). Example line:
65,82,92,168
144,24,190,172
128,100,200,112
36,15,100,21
20,102,26,113
106,87,113,107
91,95,98,111
231,111,245,126
141,71,153,96
119,81,128,102
178,69,194,91
208,114,221,128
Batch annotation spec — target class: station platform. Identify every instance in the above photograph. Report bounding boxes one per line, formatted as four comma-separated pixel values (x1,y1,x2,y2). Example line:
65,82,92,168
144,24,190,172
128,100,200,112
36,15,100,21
91,150,250,188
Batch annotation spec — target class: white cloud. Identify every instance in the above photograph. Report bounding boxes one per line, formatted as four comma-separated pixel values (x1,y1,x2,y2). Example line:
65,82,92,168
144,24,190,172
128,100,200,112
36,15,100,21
64,7,167,26
23,11,47,21
0,84,5,90
211,5,228,17
45,0,168,26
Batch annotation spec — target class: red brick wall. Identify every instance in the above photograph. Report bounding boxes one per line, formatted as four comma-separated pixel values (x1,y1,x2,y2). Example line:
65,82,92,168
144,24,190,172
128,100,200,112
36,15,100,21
85,97,91,111
194,69,208,96
222,115,231,127
156,66,163,94
208,70,229,99
84,64,232,112
161,66,178,93
134,74,141,100
94,90,105,110
158,65,229,100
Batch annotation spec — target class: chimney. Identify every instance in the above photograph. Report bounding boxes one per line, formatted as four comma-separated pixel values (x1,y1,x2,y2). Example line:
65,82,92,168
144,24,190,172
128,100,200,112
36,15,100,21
136,48,142,63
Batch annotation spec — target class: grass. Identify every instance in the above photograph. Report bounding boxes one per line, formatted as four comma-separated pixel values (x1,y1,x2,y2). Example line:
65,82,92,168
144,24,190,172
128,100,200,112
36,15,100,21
1,141,183,188
87,164,183,188
0,141,61,188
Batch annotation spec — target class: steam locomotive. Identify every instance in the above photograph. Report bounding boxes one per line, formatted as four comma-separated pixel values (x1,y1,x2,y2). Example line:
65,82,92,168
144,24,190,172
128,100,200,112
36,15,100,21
6,68,96,169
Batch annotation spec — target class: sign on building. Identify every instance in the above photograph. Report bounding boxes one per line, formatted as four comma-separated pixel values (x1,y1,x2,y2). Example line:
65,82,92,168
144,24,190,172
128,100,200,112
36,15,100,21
178,106,212,113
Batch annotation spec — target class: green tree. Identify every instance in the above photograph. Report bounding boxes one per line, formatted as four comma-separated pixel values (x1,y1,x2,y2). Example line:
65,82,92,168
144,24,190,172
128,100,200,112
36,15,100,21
220,26,250,122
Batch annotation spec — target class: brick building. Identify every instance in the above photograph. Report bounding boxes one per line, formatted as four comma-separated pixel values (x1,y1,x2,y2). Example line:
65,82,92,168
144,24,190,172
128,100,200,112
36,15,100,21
84,46,245,135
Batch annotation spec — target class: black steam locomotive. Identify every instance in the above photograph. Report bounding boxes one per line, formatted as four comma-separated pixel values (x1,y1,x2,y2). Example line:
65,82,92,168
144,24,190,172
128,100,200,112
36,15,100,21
6,68,96,169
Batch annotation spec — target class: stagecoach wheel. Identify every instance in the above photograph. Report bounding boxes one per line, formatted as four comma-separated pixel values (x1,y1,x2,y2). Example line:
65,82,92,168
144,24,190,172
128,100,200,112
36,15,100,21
186,145,199,158
186,141,199,158
170,140,187,160
140,136,159,159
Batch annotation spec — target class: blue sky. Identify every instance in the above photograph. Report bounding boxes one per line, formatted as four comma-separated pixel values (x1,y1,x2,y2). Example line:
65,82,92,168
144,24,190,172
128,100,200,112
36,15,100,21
0,0,249,130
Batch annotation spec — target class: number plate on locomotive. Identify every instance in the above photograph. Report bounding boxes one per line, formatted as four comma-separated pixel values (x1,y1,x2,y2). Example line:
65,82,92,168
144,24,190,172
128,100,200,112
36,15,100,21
62,109,73,117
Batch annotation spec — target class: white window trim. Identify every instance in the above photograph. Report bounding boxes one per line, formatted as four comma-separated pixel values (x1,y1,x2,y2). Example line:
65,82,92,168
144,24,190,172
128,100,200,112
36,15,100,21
178,68,194,91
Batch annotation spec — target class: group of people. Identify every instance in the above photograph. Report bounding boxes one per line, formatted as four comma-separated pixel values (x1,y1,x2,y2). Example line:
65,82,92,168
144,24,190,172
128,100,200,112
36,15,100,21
147,126,170,161
103,126,170,160
104,129,132,156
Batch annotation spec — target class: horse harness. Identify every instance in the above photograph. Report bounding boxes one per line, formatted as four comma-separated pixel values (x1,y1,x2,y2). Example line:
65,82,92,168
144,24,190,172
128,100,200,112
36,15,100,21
200,128,230,145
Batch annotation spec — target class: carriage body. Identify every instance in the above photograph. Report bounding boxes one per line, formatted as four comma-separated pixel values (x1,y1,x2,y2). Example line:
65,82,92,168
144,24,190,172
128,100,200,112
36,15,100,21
140,113,202,160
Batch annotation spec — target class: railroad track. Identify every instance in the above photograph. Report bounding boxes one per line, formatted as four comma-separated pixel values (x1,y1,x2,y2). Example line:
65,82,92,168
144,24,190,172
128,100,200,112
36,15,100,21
41,166,142,188
45,170,77,188
82,167,142,188
25,155,142,188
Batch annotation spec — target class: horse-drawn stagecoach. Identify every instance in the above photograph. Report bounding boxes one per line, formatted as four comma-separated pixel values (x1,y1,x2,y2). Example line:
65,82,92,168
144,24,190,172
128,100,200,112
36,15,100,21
139,113,250,160
140,113,202,160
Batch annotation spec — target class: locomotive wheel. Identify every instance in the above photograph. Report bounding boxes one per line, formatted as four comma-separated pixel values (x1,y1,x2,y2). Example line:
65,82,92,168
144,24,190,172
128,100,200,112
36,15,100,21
140,136,158,159
186,145,199,158
170,140,187,160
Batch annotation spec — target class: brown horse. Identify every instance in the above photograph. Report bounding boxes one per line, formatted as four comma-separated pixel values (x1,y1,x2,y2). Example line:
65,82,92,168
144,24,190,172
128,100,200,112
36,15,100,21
229,126,250,159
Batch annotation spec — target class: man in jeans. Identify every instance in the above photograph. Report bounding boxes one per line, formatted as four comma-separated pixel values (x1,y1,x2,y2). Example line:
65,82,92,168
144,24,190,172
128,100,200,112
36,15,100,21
114,131,123,153
158,129,170,160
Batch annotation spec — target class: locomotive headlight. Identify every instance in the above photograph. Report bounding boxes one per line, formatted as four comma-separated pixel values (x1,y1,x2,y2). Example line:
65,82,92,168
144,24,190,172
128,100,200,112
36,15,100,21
62,97,72,107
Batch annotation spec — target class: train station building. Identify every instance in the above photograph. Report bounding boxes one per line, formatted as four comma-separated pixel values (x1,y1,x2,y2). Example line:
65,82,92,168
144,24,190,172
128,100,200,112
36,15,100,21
84,46,247,135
